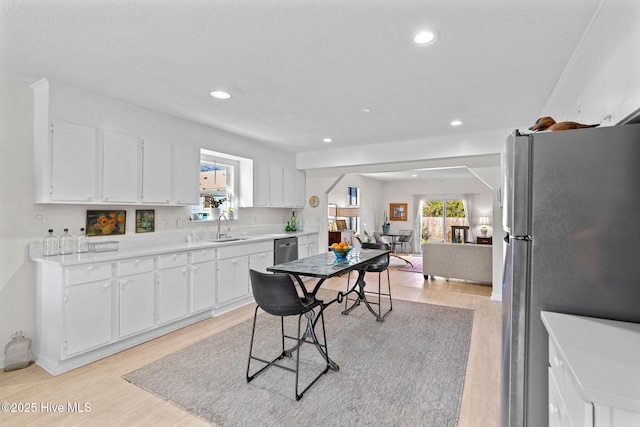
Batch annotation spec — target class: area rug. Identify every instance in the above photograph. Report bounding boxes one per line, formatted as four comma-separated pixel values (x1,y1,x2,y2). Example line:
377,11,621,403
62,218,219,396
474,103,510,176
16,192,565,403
123,292,474,427
398,257,424,273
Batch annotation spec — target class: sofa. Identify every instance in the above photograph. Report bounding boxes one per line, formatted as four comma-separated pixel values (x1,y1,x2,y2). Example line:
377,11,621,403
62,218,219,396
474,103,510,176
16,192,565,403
422,242,492,283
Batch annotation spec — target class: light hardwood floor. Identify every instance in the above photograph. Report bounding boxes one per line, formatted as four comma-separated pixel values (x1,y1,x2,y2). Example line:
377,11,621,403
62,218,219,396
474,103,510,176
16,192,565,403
0,256,501,426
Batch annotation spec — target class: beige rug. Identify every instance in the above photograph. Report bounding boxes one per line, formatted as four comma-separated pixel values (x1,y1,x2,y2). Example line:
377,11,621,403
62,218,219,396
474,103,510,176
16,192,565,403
124,291,474,426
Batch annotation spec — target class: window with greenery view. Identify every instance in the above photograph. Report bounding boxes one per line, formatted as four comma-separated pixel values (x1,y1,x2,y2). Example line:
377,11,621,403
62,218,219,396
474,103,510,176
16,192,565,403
421,199,468,243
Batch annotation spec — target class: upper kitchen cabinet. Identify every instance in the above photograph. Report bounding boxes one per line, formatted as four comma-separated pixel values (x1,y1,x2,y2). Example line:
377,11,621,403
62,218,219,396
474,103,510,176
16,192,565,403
141,139,171,204
172,145,200,205
102,130,139,203
254,163,305,208
32,79,201,206
48,120,99,202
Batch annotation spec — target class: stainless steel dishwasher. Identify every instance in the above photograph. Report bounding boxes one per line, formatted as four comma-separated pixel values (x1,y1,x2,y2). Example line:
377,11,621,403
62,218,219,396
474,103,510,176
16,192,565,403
274,236,298,264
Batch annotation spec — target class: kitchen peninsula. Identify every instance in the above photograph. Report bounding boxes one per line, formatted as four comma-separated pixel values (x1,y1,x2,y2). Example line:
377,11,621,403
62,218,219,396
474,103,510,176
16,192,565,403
31,229,318,376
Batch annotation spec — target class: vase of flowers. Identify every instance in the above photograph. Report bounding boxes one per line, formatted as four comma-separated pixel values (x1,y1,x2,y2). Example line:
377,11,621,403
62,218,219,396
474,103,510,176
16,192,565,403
382,211,390,234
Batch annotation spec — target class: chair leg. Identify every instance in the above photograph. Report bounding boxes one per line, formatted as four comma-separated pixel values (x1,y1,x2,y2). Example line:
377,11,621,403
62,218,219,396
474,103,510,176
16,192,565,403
344,270,360,312
294,308,329,401
364,269,392,321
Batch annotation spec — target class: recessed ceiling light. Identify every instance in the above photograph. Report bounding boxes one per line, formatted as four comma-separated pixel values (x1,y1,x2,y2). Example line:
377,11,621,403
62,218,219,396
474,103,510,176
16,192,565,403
359,108,371,113
323,138,333,143
414,30,439,46
450,120,463,126
411,174,418,178
210,90,231,99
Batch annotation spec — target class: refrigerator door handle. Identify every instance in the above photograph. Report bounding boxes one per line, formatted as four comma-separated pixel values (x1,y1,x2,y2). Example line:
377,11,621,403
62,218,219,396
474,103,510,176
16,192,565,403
512,235,532,241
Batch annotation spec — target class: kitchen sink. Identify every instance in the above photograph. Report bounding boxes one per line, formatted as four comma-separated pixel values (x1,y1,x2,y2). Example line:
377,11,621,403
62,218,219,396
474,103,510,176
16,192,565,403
207,237,249,243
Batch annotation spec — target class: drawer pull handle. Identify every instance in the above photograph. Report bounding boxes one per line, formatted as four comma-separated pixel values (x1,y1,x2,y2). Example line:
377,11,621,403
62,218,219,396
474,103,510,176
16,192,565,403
549,403,559,415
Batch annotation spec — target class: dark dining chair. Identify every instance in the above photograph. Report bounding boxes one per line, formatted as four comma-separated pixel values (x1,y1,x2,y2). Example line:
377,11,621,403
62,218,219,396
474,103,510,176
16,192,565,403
344,242,392,320
393,229,413,254
246,269,330,401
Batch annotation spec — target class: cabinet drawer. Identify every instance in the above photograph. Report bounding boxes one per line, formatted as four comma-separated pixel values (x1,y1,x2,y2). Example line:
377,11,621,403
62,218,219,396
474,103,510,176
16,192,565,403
549,339,594,427
298,235,309,245
191,248,216,264
67,263,112,285
549,368,571,427
119,258,154,276
218,241,272,259
308,234,318,244
158,252,188,269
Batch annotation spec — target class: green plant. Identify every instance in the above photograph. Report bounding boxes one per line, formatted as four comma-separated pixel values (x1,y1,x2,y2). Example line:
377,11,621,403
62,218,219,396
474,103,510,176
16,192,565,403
210,197,226,208
363,230,371,243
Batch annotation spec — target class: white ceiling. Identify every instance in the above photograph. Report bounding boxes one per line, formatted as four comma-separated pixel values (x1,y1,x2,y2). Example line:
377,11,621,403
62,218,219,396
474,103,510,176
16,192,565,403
0,0,601,155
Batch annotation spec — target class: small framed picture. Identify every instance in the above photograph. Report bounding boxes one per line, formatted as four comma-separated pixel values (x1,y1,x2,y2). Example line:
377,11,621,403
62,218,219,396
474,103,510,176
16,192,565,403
389,203,408,221
86,210,126,236
136,210,155,233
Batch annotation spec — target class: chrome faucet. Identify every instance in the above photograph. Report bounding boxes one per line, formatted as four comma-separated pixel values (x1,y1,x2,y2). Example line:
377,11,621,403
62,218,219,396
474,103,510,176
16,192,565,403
217,212,230,239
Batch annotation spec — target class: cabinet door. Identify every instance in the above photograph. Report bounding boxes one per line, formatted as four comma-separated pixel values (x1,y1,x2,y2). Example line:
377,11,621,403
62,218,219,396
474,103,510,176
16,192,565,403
283,168,295,207
298,244,309,260
173,145,200,205
269,166,284,206
294,169,306,208
217,256,250,306
65,280,112,356
119,271,155,337
308,234,319,256
191,260,216,313
253,162,269,206
142,139,172,204
51,120,97,202
103,130,139,203
158,266,189,324
249,251,274,273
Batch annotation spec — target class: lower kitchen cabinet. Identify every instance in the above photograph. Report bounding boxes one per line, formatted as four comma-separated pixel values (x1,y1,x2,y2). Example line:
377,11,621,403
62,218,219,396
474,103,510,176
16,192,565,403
217,256,250,305
157,253,189,324
542,311,640,427
65,279,113,356
118,258,155,338
191,249,216,313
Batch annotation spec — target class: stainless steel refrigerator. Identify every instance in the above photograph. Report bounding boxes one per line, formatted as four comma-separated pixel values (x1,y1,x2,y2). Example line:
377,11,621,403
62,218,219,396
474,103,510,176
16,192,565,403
501,123,640,427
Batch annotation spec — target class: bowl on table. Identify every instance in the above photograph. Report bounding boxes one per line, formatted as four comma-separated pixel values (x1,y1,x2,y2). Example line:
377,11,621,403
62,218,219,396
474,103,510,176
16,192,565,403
330,244,352,259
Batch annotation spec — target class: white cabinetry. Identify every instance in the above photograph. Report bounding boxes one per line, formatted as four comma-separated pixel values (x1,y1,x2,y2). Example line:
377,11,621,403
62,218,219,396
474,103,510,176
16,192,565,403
173,145,201,205
117,257,155,337
157,253,189,324
190,249,216,313
298,234,318,260
269,166,285,206
216,240,273,313
142,139,172,204
50,120,98,202
254,162,305,208
542,311,640,427
64,263,113,356
294,169,306,208
253,162,269,207
102,130,139,203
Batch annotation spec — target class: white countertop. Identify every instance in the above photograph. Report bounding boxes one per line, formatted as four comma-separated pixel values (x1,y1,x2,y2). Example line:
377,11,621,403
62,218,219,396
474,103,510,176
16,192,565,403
30,230,317,266
541,311,640,413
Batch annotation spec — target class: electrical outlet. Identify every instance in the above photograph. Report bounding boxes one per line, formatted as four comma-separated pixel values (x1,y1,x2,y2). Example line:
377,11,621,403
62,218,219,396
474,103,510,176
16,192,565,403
163,219,169,230
176,218,183,228
33,210,45,223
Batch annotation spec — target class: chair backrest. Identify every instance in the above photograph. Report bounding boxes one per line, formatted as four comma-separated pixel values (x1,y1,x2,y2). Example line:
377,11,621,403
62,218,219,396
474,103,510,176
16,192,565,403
249,270,307,316
361,242,390,270
373,232,391,246
399,229,413,242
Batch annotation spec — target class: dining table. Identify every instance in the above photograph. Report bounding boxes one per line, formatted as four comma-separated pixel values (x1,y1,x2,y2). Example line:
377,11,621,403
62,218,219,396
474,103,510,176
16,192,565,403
267,247,390,371
380,233,414,267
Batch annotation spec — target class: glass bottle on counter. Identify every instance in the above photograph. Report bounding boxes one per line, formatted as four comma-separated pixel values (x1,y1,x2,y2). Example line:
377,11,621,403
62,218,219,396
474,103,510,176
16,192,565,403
76,227,88,253
43,229,58,256
59,228,73,255
290,211,297,231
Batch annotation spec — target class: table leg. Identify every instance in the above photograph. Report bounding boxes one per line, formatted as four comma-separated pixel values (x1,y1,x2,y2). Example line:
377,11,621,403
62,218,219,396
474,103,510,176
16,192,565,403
341,264,386,322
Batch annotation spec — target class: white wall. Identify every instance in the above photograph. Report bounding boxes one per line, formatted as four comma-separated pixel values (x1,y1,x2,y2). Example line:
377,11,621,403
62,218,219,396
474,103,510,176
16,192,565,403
0,77,299,366
543,0,640,125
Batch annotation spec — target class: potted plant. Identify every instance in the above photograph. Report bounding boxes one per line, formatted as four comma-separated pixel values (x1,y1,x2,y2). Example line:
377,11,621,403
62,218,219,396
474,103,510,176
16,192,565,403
209,196,226,218
382,211,390,234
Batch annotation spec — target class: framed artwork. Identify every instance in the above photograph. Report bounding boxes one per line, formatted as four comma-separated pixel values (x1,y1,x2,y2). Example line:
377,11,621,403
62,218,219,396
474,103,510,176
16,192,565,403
136,209,155,233
86,210,126,236
389,203,408,221
335,219,347,231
